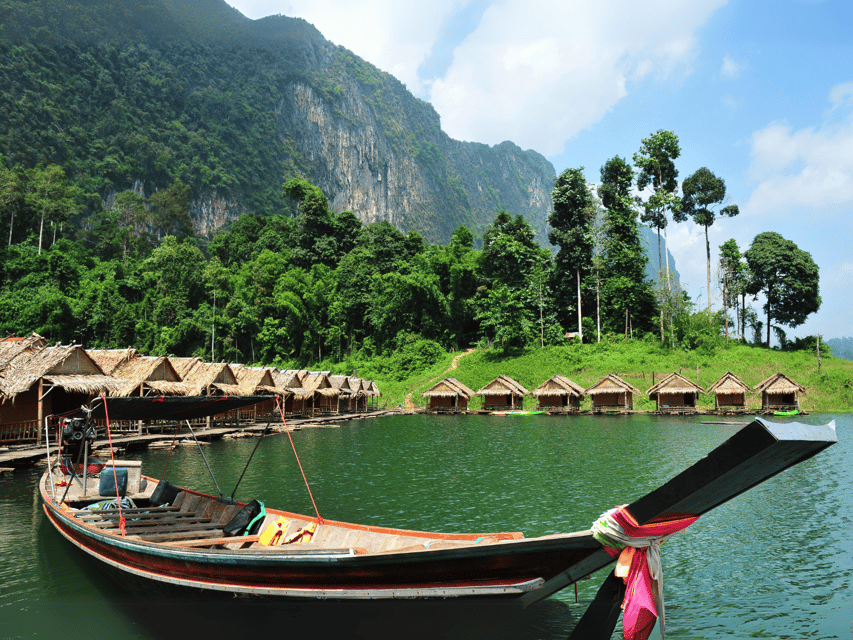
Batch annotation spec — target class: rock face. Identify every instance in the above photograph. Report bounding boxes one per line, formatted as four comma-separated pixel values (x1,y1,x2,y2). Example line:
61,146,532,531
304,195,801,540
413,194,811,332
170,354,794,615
272,62,554,245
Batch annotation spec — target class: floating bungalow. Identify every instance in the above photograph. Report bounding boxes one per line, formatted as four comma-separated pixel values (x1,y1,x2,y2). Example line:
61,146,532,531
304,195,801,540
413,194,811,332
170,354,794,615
585,374,640,412
422,378,476,412
303,372,341,415
753,373,805,412
0,344,122,444
364,380,382,410
647,372,705,413
531,375,585,412
475,375,528,411
275,370,312,416
707,371,751,413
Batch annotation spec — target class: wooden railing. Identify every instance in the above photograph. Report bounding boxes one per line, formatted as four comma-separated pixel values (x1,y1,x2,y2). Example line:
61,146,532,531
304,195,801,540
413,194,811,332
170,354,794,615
0,420,40,444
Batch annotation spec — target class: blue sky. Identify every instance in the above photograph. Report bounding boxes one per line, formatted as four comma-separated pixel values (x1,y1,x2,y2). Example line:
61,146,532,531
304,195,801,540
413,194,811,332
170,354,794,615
227,0,853,341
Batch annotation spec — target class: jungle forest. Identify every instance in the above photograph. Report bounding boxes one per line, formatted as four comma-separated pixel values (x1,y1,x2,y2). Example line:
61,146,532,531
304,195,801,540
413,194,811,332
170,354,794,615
0,130,822,379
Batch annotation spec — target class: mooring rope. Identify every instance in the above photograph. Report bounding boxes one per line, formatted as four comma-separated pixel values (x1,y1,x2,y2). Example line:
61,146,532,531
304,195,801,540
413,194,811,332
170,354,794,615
275,397,323,525
100,395,126,536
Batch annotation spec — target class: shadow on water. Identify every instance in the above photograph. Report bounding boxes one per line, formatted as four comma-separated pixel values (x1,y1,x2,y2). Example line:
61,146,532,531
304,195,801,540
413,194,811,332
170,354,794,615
98,563,581,640
45,524,583,640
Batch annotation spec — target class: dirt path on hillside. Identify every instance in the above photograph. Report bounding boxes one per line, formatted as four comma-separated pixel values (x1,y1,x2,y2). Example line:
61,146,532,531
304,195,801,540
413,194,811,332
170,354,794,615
404,348,476,411
446,348,475,372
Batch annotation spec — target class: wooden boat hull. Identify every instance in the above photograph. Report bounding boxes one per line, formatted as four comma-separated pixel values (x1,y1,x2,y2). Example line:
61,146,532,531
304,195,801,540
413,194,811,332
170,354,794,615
42,485,603,599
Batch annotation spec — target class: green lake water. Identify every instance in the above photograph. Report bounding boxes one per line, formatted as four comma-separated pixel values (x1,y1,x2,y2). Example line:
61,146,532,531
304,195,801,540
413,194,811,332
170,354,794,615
1,413,851,639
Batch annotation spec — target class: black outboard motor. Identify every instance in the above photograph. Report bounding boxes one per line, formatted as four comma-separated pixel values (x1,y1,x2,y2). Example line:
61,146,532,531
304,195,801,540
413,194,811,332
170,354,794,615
60,417,99,475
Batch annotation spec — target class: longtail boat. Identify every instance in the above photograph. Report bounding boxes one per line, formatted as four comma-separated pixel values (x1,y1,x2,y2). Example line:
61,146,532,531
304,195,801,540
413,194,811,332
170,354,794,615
39,396,836,638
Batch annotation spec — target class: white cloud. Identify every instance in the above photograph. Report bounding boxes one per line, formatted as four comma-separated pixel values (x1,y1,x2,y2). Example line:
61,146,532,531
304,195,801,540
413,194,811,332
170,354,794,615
720,55,741,79
745,85,853,217
228,0,469,96
430,0,728,155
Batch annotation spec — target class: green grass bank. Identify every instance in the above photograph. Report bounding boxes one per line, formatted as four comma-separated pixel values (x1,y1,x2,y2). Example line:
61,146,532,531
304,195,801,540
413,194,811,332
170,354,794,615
356,340,853,413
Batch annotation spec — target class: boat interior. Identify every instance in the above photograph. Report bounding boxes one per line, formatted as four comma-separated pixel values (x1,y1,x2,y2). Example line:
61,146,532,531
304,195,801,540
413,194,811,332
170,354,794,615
45,463,525,555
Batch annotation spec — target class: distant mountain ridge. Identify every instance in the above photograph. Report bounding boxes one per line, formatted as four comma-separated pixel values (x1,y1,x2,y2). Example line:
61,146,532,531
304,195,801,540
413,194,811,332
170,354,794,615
827,337,853,361
0,0,553,244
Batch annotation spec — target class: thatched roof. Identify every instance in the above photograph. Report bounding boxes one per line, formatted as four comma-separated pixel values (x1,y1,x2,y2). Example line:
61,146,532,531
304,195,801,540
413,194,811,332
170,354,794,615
532,374,585,398
87,348,139,375
753,372,805,395
647,372,705,397
365,380,382,397
109,355,189,397
422,377,476,398
0,344,123,400
707,371,751,394
303,373,341,397
231,364,286,396
169,356,203,380
181,362,241,395
0,333,49,393
475,375,529,397
584,373,640,396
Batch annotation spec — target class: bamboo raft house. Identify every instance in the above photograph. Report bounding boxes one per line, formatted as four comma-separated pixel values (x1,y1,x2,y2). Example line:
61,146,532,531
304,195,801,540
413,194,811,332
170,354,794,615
303,372,341,416
421,377,476,412
345,377,368,412
753,373,805,413
707,371,751,413
364,380,382,410
275,370,312,416
110,356,188,398
531,375,585,412
167,356,204,382
0,343,123,444
476,375,528,411
647,372,705,413
585,374,640,413
232,364,287,420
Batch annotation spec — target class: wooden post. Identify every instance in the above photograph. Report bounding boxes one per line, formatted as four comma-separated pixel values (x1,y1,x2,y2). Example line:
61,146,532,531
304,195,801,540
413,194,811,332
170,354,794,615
817,334,822,374
37,378,43,447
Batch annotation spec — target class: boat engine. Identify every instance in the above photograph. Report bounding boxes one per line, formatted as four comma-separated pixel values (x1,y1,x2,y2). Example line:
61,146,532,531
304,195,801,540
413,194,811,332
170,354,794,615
60,417,99,475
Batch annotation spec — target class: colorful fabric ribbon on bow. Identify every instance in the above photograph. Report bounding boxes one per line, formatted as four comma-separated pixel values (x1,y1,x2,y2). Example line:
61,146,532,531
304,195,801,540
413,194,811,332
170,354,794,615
592,506,699,640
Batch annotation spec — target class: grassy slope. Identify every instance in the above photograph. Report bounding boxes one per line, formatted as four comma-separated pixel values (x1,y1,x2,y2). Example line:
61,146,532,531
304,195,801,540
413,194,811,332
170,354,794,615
369,340,853,413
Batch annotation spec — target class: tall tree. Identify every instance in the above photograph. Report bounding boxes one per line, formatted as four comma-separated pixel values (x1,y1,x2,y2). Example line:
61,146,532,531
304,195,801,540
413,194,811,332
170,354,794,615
0,157,24,247
549,168,594,339
598,156,656,338
679,167,739,317
633,130,681,341
26,164,79,255
744,232,821,346
718,238,749,341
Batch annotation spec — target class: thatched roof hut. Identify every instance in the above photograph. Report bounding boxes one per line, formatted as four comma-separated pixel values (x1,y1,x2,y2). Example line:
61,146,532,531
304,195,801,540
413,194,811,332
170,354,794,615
753,373,805,411
422,377,476,411
304,373,341,414
707,372,751,411
0,344,123,443
476,375,528,410
646,372,705,412
87,348,139,376
585,374,640,412
531,375,585,411
110,355,188,397
275,370,313,415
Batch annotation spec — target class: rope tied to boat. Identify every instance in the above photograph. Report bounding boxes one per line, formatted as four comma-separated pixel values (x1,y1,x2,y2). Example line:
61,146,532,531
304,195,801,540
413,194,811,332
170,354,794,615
275,397,324,526
591,505,698,640
100,395,126,537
